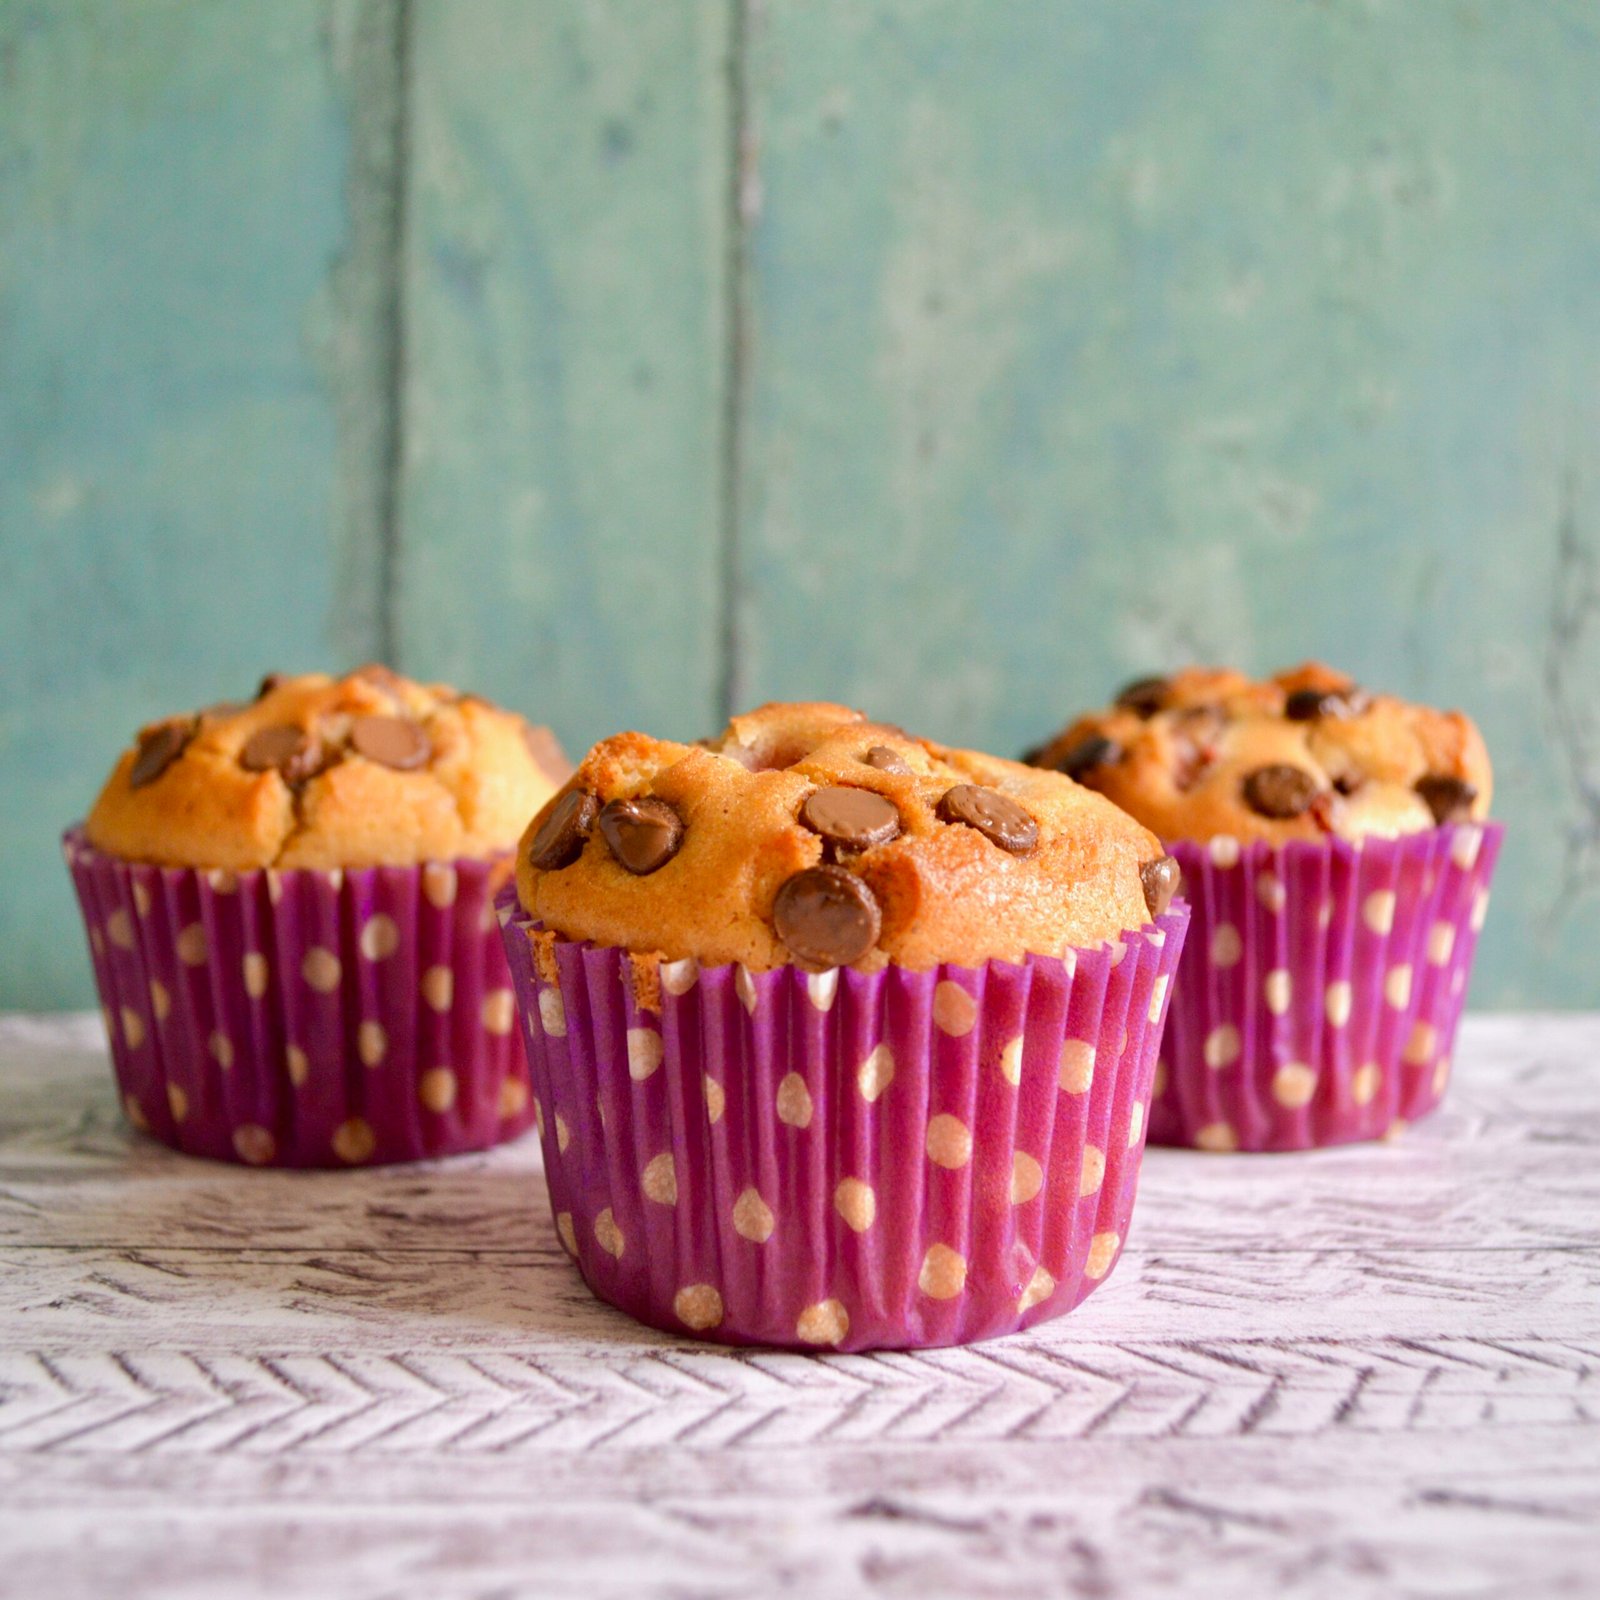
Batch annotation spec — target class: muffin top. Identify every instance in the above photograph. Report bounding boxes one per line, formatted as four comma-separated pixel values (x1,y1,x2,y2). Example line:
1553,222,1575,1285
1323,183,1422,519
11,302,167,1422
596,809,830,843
1025,662,1492,845
515,701,1176,973
85,665,570,870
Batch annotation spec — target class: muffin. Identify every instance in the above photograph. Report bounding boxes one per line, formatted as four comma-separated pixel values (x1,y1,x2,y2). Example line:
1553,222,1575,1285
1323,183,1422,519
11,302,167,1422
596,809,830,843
1027,663,1501,1151
497,701,1191,1350
64,665,570,1166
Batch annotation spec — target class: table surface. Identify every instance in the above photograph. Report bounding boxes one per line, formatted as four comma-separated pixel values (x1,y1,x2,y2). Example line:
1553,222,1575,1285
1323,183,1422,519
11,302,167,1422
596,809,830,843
1,1013,1596,1600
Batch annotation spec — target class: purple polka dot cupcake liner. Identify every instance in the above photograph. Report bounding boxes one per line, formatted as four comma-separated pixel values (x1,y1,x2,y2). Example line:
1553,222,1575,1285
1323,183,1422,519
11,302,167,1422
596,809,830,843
497,887,1190,1351
62,827,535,1167
1148,821,1503,1153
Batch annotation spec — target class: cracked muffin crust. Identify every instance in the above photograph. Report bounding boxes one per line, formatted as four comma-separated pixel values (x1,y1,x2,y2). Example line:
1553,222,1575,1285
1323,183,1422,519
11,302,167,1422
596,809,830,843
516,701,1176,973
85,666,570,869
1025,663,1492,845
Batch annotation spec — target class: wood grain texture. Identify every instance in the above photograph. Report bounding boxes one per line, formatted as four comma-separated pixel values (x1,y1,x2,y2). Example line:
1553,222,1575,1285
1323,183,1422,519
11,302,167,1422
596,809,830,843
734,0,1600,1010
0,0,361,1008
392,0,732,754
0,1012,1596,1597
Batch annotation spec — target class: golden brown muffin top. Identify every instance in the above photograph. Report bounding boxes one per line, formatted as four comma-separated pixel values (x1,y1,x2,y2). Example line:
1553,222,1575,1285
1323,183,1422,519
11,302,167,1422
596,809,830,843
1026,662,1492,845
85,665,570,870
516,701,1175,973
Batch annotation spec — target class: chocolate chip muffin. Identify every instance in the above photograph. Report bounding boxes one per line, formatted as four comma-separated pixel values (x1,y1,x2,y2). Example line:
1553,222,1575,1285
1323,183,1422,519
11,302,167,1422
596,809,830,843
498,702,1192,1350
517,700,1178,973
86,665,569,870
1026,664,1500,1153
1026,663,1491,846
66,666,570,1168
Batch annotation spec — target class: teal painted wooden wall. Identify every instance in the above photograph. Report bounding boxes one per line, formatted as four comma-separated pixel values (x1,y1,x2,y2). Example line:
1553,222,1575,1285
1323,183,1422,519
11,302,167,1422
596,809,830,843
3,0,1597,1009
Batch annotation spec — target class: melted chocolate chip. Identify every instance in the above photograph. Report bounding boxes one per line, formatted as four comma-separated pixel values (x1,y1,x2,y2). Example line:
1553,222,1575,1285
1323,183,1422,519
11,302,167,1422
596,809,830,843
350,715,431,771
598,796,685,875
1332,772,1364,797
773,865,882,966
1415,773,1478,825
937,785,1039,855
1115,676,1169,717
864,744,912,774
527,790,599,870
1242,764,1320,819
1285,687,1359,721
1140,855,1181,919
256,673,286,700
241,724,325,785
1054,734,1120,781
800,787,900,851
129,721,192,789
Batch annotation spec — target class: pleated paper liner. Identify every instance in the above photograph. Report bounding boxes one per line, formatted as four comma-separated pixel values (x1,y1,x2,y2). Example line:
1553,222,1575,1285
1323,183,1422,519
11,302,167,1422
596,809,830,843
1148,821,1503,1152
497,888,1190,1351
62,826,535,1166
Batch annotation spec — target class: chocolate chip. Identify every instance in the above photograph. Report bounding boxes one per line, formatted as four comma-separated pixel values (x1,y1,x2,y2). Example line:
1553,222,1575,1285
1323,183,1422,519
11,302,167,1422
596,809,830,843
1242,764,1320,819
800,787,900,851
1140,855,1181,919
937,785,1039,855
773,865,882,966
864,744,912,774
521,722,573,786
1115,676,1169,717
598,796,685,875
241,724,325,785
1333,772,1364,797
129,720,192,789
1285,687,1359,721
350,715,431,771
1415,774,1478,825
256,673,286,700
1054,734,1120,781
527,789,598,870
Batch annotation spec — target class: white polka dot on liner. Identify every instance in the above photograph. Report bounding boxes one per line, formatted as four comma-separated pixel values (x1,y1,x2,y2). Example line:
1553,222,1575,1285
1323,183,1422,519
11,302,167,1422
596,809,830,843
999,1037,1023,1086
208,1031,234,1070
1079,1145,1106,1197
149,980,171,1022
1194,1121,1238,1152
302,947,341,993
1210,924,1243,967
422,863,458,909
538,989,567,1037
555,1113,571,1153
1426,922,1456,966
857,1045,894,1103
419,1067,457,1113
420,966,454,1012
732,1187,774,1242
556,1213,577,1256
925,1114,972,1169
1402,1022,1437,1066
1470,890,1490,932
1058,1039,1096,1094
641,1153,678,1206
660,957,698,996
1085,1232,1120,1280
166,1083,189,1122
332,1118,376,1165
1385,965,1413,1009
1017,1266,1055,1314
735,964,758,1015
1363,890,1397,936
1256,871,1286,914
834,1178,876,1232
1351,1063,1380,1106
1451,826,1483,871
1128,1102,1145,1146
674,1284,723,1331
286,1046,310,1086
1204,1025,1241,1070
1011,1152,1043,1205
107,909,136,950
776,1073,813,1128
1210,835,1241,869
918,1244,967,1300
806,969,839,1011
243,952,269,999
703,1076,726,1124
933,981,977,1037
120,1007,146,1049
594,1208,624,1258
626,1028,663,1081
498,1078,529,1120
233,1124,276,1165
795,1299,849,1346
481,989,515,1035
1148,974,1170,1024
1264,970,1292,1015
1325,981,1352,1028
1272,1063,1317,1108
360,915,400,962
176,924,208,966
358,1021,387,1067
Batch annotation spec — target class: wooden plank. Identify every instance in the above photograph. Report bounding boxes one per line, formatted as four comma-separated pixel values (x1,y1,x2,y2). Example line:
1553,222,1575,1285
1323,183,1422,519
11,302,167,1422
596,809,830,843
393,0,733,754
732,0,1600,1007
0,0,386,1009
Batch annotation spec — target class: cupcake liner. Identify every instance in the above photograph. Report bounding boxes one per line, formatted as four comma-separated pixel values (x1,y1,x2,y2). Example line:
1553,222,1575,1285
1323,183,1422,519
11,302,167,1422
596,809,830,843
497,888,1190,1351
62,826,535,1166
1148,822,1503,1152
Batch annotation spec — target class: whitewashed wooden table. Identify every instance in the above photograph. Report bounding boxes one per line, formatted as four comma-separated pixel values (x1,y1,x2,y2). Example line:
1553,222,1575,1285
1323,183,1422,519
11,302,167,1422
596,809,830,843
1,1013,1596,1599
